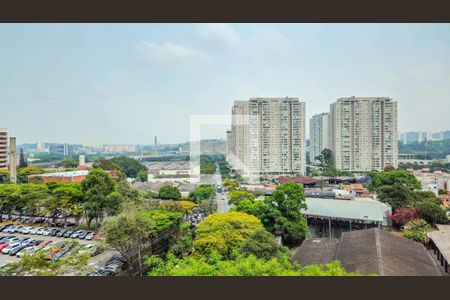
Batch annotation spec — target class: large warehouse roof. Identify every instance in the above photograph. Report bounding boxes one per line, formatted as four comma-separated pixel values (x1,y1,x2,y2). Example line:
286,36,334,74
293,228,442,276
304,198,391,225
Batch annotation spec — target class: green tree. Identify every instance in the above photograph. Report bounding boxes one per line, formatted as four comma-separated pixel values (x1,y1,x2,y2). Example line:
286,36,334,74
415,201,448,224
315,148,333,170
81,168,117,228
369,170,421,191
102,210,157,273
0,169,9,183
403,219,432,243
145,253,360,276
234,183,309,246
193,212,263,259
227,190,255,205
377,183,414,211
223,178,239,191
136,169,148,182
159,185,181,200
59,159,78,168
239,228,289,261
17,166,45,183
110,156,148,179
19,148,28,169
188,184,215,202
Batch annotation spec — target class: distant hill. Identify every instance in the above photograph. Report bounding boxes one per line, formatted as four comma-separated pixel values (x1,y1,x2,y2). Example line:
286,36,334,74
399,139,450,159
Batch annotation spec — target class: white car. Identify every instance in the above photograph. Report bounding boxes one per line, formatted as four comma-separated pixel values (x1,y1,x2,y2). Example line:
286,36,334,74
29,227,41,235
20,226,34,234
3,225,18,233
42,229,53,236
1,242,20,254
36,228,46,235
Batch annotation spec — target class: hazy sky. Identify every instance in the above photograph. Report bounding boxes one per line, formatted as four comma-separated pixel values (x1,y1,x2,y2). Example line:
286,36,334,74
1,24,450,145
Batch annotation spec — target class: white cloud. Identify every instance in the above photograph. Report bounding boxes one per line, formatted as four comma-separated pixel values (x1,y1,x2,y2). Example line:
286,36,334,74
135,41,212,68
196,23,241,50
196,24,294,61
246,25,294,59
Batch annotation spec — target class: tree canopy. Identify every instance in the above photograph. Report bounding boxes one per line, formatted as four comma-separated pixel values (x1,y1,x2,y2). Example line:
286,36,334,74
159,185,182,200
145,253,360,276
193,211,263,259
369,170,421,191
188,184,215,202
233,183,309,246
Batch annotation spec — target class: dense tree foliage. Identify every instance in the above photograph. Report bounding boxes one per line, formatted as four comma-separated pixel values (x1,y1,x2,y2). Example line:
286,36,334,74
369,170,421,191
200,155,215,174
399,139,450,160
389,207,420,228
145,253,360,276
239,228,289,261
402,219,432,243
223,178,239,191
81,168,117,228
188,184,215,202
19,148,28,169
159,200,196,214
59,159,78,168
233,183,309,246
159,185,181,200
227,190,255,205
193,212,263,259
102,209,181,272
17,166,45,183
377,183,414,211
0,170,9,183
109,156,148,179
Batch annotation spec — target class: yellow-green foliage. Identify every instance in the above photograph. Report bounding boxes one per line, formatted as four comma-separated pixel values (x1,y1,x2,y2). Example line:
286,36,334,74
146,253,363,276
193,212,263,259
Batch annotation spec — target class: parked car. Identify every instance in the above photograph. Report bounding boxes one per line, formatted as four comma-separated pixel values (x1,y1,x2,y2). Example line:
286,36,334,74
49,229,59,236
42,228,53,236
56,229,67,237
19,226,34,234
63,230,74,238
36,228,46,235
70,230,85,239
10,244,27,256
84,232,95,240
78,231,89,239
2,242,21,254
0,243,10,251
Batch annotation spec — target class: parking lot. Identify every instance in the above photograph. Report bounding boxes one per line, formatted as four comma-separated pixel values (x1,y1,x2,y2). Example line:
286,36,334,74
0,222,121,275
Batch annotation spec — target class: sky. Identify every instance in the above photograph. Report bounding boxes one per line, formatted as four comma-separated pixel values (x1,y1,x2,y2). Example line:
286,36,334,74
1,23,450,145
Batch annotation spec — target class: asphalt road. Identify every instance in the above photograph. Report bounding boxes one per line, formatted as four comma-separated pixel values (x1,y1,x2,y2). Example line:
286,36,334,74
214,164,230,213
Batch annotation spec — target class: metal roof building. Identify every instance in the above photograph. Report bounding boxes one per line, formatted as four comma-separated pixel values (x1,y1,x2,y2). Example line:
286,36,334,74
304,198,392,226
294,228,443,276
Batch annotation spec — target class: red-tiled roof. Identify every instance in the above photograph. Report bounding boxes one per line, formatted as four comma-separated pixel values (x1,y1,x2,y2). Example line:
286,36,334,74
351,183,364,190
278,176,318,185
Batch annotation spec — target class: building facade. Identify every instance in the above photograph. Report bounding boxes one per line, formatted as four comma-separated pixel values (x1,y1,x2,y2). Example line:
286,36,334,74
309,112,331,164
0,128,9,170
229,97,306,176
103,144,137,153
331,97,398,172
49,143,74,156
0,128,8,170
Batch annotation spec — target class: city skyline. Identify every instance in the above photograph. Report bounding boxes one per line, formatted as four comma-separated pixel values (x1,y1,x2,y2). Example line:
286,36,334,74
1,24,450,144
